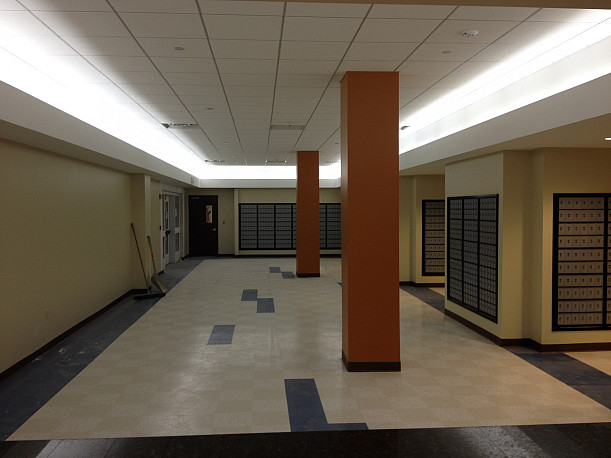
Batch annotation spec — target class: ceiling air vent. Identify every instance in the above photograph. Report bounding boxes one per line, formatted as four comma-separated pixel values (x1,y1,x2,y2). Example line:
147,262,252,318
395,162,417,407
162,123,199,129
266,160,286,165
204,159,225,163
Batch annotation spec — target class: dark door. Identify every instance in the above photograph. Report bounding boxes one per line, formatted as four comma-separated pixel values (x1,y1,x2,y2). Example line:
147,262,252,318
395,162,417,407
189,195,218,256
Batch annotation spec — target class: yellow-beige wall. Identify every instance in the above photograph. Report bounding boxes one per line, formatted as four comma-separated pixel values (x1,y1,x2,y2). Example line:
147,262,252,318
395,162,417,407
0,139,134,373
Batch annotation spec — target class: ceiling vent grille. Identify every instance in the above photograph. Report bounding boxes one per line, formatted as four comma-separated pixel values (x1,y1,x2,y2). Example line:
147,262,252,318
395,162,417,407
266,160,286,165
204,159,225,163
162,123,199,129
270,124,305,131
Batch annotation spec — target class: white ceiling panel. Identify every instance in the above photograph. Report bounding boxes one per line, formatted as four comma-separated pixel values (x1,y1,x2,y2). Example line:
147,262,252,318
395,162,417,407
496,21,590,45
216,58,277,74
163,72,221,85
285,2,369,18
528,8,611,23
204,15,282,40
399,88,427,105
87,55,156,72
224,85,274,97
20,0,110,11
344,42,418,61
278,59,338,75
337,60,402,73
399,74,442,88
407,43,488,62
274,97,319,107
272,114,311,124
173,85,224,96
105,70,166,84
280,41,348,61
119,13,204,38
369,5,456,20
0,11,51,35
272,105,314,115
469,43,521,62
275,86,325,98
229,96,274,106
199,1,284,16
235,119,270,129
152,57,216,73
178,95,227,106
118,83,174,96
396,60,462,75
426,20,520,44
110,0,198,14
221,73,276,86
276,75,332,87
282,17,362,42
432,61,493,88
127,93,182,105
63,36,143,56
449,6,538,21
137,38,211,58
231,105,272,114
404,88,451,107
0,34,77,55
0,0,23,10
30,55,108,83
356,19,441,43
34,11,129,36
210,39,278,59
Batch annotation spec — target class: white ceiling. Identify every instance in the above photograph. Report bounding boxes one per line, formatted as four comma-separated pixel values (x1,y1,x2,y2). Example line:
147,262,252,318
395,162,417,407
0,0,610,177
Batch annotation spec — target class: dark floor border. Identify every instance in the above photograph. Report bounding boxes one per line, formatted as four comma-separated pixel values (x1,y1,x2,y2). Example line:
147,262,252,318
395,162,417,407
400,281,445,287
342,352,401,372
297,273,320,278
0,289,140,383
444,309,611,352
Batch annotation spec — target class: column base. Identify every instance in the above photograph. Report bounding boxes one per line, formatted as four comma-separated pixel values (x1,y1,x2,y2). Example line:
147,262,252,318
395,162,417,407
342,351,401,372
296,272,320,278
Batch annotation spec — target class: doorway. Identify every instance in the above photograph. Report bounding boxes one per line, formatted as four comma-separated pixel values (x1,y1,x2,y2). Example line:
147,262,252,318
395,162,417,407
161,192,182,270
189,195,218,256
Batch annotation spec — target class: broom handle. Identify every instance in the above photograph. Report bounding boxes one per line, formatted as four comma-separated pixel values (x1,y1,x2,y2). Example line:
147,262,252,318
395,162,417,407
131,223,149,290
147,235,159,275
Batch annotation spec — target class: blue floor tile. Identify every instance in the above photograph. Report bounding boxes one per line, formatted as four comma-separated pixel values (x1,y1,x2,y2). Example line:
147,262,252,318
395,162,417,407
207,325,235,345
241,289,258,301
269,267,281,273
257,298,275,313
282,272,295,279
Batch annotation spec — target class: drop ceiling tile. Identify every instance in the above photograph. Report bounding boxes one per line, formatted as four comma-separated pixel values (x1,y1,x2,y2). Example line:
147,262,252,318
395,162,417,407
272,114,311,124
20,0,110,11
408,43,488,62
280,41,348,61
273,106,314,115
344,42,418,61
235,119,270,129
164,72,221,85
426,20,519,44
405,88,450,107
0,11,52,35
283,17,362,42
119,13,204,38
369,4,456,19
496,21,590,45
33,11,129,36
63,36,143,56
0,0,23,10
152,57,216,73
275,86,324,98
231,105,272,114
278,59,338,75
105,70,166,84
137,38,211,58
127,93,182,104
276,75,332,87
274,97,318,108
234,111,270,121
396,60,462,75
199,1,283,16
173,85,223,96
109,0,197,13
210,39,278,59
221,73,276,86
224,86,274,97
228,96,273,106
356,18,441,43
469,43,521,62
204,15,282,40
197,119,235,129
1,34,77,55
285,2,369,18
399,74,442,88
399,88,426,105
179,95,227,105
87,55,156,72
216,58,277,74
449,6,537,21
528,8,611,23
337,60,401,73
118,83,174,95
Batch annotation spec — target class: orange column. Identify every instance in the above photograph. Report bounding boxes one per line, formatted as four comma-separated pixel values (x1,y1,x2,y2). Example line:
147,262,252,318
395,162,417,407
341,72,400,371
296,150,320,277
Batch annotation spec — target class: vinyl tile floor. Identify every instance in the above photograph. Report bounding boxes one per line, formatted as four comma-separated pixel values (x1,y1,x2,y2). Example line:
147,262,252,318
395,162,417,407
5,257,611,441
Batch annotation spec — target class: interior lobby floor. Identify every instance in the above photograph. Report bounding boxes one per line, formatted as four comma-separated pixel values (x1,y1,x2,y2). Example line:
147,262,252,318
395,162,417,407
1,257,610,456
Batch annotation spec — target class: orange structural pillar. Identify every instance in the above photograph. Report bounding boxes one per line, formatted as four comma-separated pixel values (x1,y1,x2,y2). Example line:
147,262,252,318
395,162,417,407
341,72,400,371
296,150,320,277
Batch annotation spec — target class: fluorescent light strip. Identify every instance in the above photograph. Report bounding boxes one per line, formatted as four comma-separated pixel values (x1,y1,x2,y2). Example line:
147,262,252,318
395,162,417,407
400,15,611,153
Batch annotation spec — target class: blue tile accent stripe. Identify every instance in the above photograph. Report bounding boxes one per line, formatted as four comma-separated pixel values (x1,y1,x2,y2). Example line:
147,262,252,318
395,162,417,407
510,352,611,409
257,298,275,313
284,379,367,432
269,267,281,273
400,285,445,312
241,289,258,301
207,325,235,345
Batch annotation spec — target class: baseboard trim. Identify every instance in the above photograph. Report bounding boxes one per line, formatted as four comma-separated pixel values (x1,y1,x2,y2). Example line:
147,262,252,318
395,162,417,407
444,310,611,352
400,281,445,288
297,273,320,278
0,289,139,382
342,352,401,372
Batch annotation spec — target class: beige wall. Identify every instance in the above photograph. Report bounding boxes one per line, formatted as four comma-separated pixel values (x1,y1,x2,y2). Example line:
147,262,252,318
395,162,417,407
399,177,413,282
537,148,611,345
0,139,134,373
445,153,505,338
